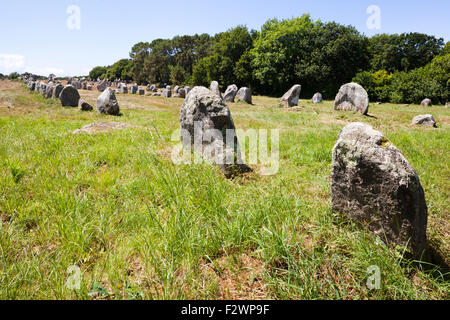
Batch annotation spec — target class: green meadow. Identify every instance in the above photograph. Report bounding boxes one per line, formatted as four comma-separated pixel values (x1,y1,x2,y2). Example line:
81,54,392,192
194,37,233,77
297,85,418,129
0,80,448,299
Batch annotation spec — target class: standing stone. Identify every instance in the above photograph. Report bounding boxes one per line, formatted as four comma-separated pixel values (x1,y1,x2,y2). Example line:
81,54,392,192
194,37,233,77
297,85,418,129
97,79,107,92
78,98,93,111
87,85,93,91
130,84,138,94
331,122,428,258
420,99,432,107
59,85,80,107
138,88,145,95
281,85,302,107
45,83,54,98
311,92,323,104
210,81,223,99
39,83,47,96
120,83,128,94
82,82,87,90
97,88,120,116
52,84,64,99
412,115,437,127
179,86,251,178
236,87,252,104
224,84,238,103
35,82,41,92
178,88,187,98
173,85,180,94
333,83,369,115
184,87,191,95
162,87,172,98
28,81,36,91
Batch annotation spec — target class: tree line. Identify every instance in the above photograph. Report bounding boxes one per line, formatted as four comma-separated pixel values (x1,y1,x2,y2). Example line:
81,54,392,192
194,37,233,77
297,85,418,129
88,14,448,104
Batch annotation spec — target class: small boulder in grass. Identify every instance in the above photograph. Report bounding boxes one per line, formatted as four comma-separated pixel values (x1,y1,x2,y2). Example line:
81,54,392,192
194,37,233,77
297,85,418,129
420,98,432,107
412,114,436,127
78,98,93,112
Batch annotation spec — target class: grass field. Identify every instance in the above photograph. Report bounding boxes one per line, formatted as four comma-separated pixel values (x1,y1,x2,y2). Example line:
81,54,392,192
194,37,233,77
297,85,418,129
0,80,448,300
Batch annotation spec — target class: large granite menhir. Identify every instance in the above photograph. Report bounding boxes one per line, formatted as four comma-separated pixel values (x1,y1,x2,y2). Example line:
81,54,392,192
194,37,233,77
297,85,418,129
331,122,428,258
179,86,251,178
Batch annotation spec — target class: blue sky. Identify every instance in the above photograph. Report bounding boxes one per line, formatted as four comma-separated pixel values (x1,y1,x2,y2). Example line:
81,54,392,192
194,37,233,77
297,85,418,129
0,0,448,76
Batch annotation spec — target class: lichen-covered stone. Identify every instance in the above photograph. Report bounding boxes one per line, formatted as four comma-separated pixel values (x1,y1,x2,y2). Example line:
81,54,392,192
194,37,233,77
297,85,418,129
331,122,428,258
333,83,369,115
179,86,251,178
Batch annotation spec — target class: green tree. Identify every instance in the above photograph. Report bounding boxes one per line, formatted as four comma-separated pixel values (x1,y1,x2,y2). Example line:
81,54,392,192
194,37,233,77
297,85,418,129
106,59,133,81
368,33,444,73
250,15,369,97
89,66,108,80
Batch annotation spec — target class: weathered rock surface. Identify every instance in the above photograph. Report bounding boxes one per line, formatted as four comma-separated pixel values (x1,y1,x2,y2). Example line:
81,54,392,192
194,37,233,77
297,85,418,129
120,83,128,94
281,85,301,107
236,87,252,104
179,86,251,177
331,122,428,257
412,114,436,127
52,84,64,99
59,85,80,107
97,79,107,92
420,98,432,107
96,88,120,116
162,87,172,98
224,84,238,103
210,81,223,99
311,92,323,104
333,83,369,115
78,98,93,111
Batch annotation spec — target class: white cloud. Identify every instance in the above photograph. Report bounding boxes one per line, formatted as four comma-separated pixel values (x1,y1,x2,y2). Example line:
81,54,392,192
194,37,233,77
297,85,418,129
0,54,25,74
0,53,65,76
26,66,65,77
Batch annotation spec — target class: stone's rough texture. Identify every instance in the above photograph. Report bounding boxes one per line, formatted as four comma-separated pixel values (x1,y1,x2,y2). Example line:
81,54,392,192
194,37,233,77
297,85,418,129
27,81,36,91
59,85,80,107
331,123,428,257
78,98,93,111
311,92,323,104
184,87,191,95
138,88,145,95
120,83,128,94
178,88,187,98
162,88,172,98
72,122,147,134
97,79,107,92
45,83,54,98
39,82,47,96
173,85,180,94
420,98,432,107
281,85,302,107
210,81,223,99
224,84,238,103
412,114,437,127
52,83,64,99
333,83,369,115
236,87,252,104
96,88,120,116
179,86,252,178
130,84,138,94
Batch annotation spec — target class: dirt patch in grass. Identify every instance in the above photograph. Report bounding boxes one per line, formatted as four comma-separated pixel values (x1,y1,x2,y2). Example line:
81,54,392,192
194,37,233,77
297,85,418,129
200,253,269,300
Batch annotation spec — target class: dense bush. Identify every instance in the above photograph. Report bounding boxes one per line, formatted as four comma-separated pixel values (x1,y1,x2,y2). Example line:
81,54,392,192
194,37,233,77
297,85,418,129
353,70,393,102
